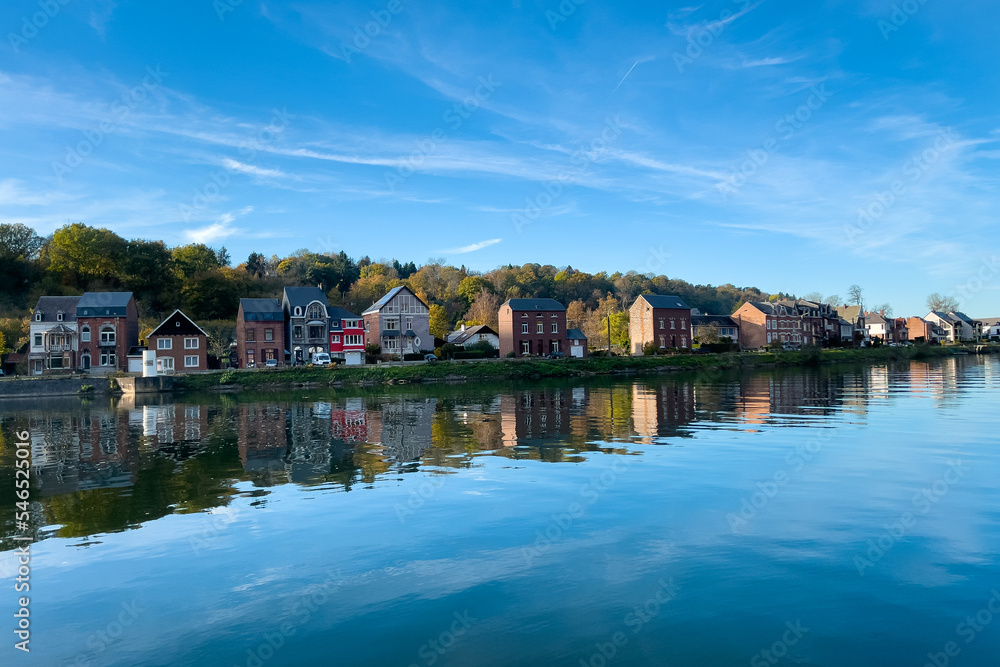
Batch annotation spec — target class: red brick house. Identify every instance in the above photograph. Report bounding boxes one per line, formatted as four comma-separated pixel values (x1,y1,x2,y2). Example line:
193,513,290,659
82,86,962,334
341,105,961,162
732,301,804,349
567,328,588,357
75,292,139,373
147,310,209,373
237,298,286,368
498,298,568,357
329,306,365,365
629,294,692,355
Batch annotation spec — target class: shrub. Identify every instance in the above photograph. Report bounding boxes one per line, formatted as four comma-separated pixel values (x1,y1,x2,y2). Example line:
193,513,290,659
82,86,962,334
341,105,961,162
219,369,237,385
365,343,381,356
78,384,94,394
642,341,658,356
506,351,516,358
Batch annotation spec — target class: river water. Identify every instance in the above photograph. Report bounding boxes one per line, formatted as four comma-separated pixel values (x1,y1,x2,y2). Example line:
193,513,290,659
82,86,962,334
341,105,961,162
1,355,998,666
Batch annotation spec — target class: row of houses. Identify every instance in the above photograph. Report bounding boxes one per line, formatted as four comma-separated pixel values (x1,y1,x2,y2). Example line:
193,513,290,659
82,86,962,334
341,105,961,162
21,287,1000,375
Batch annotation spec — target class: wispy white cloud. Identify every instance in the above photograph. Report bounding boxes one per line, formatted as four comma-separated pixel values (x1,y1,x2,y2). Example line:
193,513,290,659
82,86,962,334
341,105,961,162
439,238,501,254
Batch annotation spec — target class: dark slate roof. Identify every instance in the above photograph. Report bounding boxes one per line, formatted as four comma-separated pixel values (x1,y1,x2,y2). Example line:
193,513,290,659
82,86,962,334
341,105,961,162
950,311,975,324
240,298,284,321
33,296,81,323
503,298,566,312
363,286,426,314
929,310,955,324
566,328,587,340
448,324,497,345
283,286,328,309
149,310,208,337
636,294,690,310
77,292,133,317
691,315,739,328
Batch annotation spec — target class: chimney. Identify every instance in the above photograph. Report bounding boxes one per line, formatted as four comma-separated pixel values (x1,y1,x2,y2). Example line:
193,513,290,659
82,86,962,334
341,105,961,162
460,324,466,332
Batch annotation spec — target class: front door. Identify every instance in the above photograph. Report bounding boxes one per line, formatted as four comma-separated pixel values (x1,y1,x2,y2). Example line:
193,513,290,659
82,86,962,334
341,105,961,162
82,354,91,370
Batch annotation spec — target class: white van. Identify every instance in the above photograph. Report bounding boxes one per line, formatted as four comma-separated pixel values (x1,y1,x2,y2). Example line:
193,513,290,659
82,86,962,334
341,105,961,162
312,353,332,366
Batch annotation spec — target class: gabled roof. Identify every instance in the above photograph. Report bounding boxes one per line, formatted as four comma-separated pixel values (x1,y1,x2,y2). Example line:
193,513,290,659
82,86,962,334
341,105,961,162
149,310,208,338
865,312,887,325
283,286,328,309
239,298,284,321
447,324,497,345
691,315,739,328
928,311,956,324
835,305,864,323
949,311,975,324
566,328,587,340
33,296,81,322
739,301,775,315
634,294,690,310
502,298,566,312
77,292,133,317
363,286,427,315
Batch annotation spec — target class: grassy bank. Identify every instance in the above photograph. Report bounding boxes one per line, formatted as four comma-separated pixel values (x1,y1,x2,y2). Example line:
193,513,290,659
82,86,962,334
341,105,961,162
172,345,971,393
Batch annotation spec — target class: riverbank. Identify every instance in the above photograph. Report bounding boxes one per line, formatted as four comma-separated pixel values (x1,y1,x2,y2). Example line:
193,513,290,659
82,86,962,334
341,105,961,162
170,345,978,394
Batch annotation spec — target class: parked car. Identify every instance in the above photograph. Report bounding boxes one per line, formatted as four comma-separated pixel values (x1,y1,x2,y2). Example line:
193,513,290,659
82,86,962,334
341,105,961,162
246,362,256,369
546,352,566,359
424,353,438,362
265,359,278,368
312,353,332,366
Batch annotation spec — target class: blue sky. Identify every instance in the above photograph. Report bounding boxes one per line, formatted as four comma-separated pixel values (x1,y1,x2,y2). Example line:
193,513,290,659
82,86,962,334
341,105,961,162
1,0,998,315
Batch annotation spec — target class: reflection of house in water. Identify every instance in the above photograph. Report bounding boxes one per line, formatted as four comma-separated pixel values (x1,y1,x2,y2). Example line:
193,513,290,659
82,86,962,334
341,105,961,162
736,371,853,426
500,388,572,447
132,404,211,456
367,398,437,467
287,402,342,482
331,398,368,444
29,409,138,496
631,383,696,442
237,403,289,483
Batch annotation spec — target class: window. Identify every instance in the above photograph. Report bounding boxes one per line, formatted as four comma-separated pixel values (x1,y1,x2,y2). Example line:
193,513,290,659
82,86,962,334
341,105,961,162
309,325,323,339
551,323,558,333
247,350,255,366
265,329,274,342
659,319,664,329
57,312,63,322
100,352,116,367
551,341,559,353
345,335,363,346
670,320,676,330
157,338,171,350
331,320,340,329
100,326,116,344
521,323,529,333
537,322,544,334
160,357,174,371
406,318,412,331
246,329,255,342
332,335,341,343
659,335,665,348
81,325,90,342
294,307,302,317
184,337,199,349
681,337,687,347
386,319,399,330
681,319,686,330
293,325,303,340
307,304,323,320
767,333,772,343
34,334,42,346
264,349,277,361
521,341,530,354
35,313,41,321
184,355,199,368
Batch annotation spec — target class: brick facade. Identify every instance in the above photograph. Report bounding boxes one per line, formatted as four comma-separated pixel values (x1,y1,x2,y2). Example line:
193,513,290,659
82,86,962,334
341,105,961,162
498,299,568,357
629,295,691,355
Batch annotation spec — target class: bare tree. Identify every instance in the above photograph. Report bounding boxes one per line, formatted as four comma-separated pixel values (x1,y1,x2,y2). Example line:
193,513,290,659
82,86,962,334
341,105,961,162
464,289,501,330
847,285,864,307
873,303,893,318
803,292,824,303
926,293,959,313
824,294,842,307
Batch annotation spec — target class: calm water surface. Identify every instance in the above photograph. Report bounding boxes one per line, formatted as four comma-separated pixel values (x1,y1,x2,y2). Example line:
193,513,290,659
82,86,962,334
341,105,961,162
1,356,999,666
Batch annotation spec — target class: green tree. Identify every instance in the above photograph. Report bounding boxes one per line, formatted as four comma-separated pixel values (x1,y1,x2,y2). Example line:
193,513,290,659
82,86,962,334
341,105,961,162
0,223,43,262
172,244,221,280
429,304,450,339
458,276,494,304
48,223,125,281
181,270,240,320
245,252,266,278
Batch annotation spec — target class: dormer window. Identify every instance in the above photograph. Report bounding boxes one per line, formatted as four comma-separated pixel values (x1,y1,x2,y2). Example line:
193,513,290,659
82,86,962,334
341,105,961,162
57,312,63,321
294,307,302,317
35,313,42,321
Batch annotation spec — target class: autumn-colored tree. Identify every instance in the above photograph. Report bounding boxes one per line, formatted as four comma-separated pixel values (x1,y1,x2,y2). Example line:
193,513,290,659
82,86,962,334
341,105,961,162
429,304,450,339
464,289,500,330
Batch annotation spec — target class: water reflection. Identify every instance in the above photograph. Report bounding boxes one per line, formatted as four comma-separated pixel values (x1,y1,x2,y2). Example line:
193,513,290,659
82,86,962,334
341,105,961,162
1,354,996,548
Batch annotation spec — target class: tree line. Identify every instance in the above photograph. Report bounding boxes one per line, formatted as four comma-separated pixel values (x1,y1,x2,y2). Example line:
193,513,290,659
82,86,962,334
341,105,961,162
0,221,791,355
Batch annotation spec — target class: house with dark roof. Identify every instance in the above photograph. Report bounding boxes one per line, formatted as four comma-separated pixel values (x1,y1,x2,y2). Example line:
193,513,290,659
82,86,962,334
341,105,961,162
690,314,740,346
629,294,692,354
446,324,499,349
282,286,331,364
566,328,588,357
237,298,285,368
498,298,568,357
329,306,365,365
733,301,806,349
148,310,209,373
362,286,431,357
29,296,81,375
948,311,979,340
76,292,139,373
925,311,960,342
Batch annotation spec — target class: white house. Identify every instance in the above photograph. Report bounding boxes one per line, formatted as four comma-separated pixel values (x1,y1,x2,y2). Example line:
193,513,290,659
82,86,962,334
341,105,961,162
28,296,81,375
446,324,499,349
925,311,960,342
